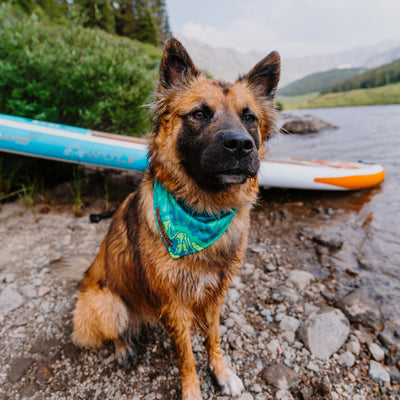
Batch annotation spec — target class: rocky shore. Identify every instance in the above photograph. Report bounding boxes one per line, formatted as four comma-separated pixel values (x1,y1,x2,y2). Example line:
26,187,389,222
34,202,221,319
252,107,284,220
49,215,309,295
1,180,399,399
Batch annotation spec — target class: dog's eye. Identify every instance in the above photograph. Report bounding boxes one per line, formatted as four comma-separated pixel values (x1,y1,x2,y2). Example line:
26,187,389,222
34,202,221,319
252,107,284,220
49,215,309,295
244,114,256,123
193,111,205,120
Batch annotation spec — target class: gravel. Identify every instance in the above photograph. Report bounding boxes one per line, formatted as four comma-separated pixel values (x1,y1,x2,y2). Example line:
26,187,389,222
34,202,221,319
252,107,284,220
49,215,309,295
1,193,399,399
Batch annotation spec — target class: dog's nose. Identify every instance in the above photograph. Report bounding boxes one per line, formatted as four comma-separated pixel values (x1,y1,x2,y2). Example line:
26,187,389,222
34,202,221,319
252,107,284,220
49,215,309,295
222,132,254,158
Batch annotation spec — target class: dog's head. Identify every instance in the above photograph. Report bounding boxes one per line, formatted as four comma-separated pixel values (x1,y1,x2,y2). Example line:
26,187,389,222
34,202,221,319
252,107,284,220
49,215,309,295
149,38,280,207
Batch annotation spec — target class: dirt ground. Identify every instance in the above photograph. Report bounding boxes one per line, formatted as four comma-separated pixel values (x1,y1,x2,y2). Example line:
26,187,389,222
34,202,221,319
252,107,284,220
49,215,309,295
0,169,399,399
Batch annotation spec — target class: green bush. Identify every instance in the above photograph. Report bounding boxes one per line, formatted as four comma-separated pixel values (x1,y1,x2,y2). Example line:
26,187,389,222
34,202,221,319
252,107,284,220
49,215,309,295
0,3,161,136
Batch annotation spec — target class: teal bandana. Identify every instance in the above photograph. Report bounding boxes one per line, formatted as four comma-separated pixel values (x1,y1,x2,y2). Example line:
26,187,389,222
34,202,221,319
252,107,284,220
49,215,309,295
153,181,237,259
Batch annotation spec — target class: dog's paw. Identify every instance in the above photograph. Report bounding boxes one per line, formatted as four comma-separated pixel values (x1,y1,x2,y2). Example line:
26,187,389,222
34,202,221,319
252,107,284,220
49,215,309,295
115,345,137,369
218,372,244,397
181,384,203,400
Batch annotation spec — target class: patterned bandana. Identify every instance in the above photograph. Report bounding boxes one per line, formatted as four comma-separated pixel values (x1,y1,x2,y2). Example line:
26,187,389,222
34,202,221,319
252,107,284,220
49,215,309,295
153,181,237,259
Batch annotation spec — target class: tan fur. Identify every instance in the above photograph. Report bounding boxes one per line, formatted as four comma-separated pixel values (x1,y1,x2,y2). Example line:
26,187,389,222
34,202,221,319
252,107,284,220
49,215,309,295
73,38,280,399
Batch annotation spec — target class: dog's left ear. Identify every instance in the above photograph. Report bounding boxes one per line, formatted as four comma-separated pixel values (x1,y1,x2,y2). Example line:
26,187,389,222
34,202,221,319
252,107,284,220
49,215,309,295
159,38,200,89
240,51,281,99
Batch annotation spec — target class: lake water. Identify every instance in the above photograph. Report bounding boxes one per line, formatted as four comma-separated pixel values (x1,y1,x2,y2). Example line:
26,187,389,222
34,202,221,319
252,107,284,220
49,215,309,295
268,104,400,324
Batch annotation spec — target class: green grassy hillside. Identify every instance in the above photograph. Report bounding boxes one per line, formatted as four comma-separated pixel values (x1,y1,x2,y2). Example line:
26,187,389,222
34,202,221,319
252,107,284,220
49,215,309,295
279,68,363,96
321,58,400,94
300,82,400,108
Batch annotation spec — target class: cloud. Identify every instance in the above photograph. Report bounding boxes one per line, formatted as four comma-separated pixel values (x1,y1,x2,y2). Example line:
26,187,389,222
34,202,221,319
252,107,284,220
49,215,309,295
178,0,400,57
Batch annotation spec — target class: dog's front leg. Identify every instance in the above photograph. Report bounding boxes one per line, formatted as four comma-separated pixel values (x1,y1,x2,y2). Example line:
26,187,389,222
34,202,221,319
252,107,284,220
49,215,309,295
204,302,244,397
163,308,202,400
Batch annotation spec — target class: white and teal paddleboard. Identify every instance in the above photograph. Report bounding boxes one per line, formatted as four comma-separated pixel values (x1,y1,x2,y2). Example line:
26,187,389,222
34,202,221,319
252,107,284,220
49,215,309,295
0,113,385,191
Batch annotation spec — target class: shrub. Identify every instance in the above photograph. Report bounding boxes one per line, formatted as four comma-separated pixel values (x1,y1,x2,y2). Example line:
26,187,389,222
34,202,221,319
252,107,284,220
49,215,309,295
0,3,161,136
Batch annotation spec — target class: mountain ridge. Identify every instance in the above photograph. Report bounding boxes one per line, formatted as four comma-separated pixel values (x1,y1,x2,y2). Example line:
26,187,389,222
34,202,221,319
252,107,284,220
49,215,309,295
176,35,400,87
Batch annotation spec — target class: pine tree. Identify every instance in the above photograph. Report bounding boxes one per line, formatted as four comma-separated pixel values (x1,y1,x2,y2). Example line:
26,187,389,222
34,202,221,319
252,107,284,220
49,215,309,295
114,0,136,38
148,0,171,46
134,0,158,46
76,0,116,33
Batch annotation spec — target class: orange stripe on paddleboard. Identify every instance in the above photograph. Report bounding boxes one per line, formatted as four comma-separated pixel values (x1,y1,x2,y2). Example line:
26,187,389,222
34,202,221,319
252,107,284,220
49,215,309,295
314,170,385,190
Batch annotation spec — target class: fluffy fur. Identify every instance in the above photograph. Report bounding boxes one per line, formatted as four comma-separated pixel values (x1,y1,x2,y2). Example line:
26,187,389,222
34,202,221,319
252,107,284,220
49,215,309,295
73,38,280,399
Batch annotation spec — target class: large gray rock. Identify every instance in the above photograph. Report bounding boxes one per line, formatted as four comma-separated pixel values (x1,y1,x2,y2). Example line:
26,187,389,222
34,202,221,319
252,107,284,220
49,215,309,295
281,114,336,134
336,288,384,331
262,364,300,390
298,307,350,359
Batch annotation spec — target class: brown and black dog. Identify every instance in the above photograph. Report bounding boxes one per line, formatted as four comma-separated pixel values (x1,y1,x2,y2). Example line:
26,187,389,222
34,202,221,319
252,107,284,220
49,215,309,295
73,38,280,399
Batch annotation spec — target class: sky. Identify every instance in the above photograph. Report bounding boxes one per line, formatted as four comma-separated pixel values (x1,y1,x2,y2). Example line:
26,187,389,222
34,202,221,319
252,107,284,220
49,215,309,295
166,0,400,58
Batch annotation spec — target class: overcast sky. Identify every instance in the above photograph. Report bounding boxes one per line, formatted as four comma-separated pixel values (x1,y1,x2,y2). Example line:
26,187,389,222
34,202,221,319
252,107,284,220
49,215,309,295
166,0,400,58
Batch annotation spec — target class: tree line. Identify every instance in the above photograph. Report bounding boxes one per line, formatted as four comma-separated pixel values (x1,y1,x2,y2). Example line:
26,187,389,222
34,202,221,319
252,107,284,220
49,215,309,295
321,58,400,94
7,0,171,47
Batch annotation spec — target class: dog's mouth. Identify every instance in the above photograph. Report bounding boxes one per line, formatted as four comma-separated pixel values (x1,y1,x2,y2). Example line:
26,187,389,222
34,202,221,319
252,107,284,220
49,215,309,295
217,173,249,185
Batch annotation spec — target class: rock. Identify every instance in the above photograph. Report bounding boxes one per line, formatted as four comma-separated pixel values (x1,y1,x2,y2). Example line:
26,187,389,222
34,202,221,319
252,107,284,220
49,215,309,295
262,364,300,390
346,337,361,356
228,288,240,302
298,307,350,359
279,315,300,332
378,321,400,349
312,232,343,251
0,287,24,313
369,360,390,383
4,273,15,283
306,360,320,372
388,366,400,384
337,351,355,367
238,393,253,400
368,342,385,362
20,284,37,299
266,339,281,358
248,243,267,254
8,357,34,383
38,286,51,297
280,114,336,134
287,270,315,291
336,288,384,331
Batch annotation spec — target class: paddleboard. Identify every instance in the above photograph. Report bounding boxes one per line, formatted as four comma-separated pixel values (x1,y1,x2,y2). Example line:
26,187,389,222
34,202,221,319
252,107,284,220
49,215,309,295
0,113,385,191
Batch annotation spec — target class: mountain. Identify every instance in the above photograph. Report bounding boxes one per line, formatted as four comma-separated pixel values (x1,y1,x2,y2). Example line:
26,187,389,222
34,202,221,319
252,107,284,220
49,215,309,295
278,68,364,96
176,36,400,88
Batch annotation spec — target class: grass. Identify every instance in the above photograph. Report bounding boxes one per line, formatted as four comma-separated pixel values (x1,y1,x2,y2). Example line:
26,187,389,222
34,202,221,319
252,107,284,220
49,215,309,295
278,83,400,109
276,92,320,110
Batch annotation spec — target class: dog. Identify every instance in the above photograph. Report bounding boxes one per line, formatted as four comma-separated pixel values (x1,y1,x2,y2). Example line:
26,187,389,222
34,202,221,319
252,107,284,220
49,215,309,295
72,38,280,399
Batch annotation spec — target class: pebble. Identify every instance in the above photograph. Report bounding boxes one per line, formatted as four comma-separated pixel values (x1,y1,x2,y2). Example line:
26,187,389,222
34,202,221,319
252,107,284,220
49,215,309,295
228,288,240,302
369,360,390,383
0,287,24,313
20,284,37,299
338,351,356,367
4,273,15,283
262,364,300,390
346,337,361,356
266,339,281,358
38,286,51,297
368,342,385,362
279,315,300,332
298,307,350,359
287,270,315,292
238,393,253,400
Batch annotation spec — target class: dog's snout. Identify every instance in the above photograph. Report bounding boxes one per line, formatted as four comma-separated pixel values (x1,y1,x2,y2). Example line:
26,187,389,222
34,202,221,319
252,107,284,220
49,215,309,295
222,132,254,158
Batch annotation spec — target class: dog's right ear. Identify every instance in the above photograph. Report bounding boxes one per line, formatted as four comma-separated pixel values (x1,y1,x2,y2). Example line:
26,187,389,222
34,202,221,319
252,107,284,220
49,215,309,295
159,38,200,89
